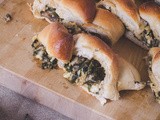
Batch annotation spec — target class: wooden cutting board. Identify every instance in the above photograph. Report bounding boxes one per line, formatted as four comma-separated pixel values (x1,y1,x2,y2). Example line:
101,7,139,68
0,0,160,120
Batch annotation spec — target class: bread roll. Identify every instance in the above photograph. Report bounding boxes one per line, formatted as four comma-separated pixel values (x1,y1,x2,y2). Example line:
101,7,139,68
97,0,143,38
32,0,96,24
35,22,74,63
139,1,160,42
97,0,160,49
83,8,125,45
68,33,145,104
32,23,145,105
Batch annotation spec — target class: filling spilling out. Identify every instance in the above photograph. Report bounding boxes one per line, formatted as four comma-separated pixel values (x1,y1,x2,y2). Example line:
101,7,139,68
141,22,159,48
147,56,160,102
32,38,106,95
63,55,105,94
40,5,83,35
40,5,62,22
31,38,58,69
39,5,111,45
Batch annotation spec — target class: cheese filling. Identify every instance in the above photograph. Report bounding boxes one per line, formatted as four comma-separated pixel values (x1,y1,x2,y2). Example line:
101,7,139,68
31,38,58,69
63,55,105,94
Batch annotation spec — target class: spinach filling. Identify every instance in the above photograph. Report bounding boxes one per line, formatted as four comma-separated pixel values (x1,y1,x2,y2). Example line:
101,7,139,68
141,25,159,48
63,55,105,93
63,22,84,35
31,39,57,69
40,5,63,22
40,5,83,35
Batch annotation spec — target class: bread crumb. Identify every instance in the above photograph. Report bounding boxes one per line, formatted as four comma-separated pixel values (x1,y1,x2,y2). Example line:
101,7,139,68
4,13,12,23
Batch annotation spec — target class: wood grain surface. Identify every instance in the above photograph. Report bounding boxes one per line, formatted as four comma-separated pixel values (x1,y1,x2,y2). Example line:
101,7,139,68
0,0,160,120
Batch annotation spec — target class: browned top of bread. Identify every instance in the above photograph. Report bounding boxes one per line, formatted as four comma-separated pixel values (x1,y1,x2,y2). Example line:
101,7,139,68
139,1,160,20
38,22,74,62
76,33,117,59
83,8,125,44
93,8,125,43
61,0,96,23
115,0,140,24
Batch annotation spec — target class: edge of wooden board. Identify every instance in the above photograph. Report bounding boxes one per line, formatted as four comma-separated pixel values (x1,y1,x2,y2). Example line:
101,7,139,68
0,66,112,120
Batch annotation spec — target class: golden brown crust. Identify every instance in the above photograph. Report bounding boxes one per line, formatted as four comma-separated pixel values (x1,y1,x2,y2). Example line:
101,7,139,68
38,22,74,62
83,8,125,44
139,2,160,20
115,0,140,24
76,33,116,59
61,0,96,23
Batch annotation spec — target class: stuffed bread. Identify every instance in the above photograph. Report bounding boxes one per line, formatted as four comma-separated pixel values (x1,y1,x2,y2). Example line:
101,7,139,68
31,23,145,105
31,0,124,45
96,0,160,49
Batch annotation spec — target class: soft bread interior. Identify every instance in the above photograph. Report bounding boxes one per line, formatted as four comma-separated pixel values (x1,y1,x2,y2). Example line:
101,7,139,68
32,0,56,19
73,33,120,103
117,57,145,91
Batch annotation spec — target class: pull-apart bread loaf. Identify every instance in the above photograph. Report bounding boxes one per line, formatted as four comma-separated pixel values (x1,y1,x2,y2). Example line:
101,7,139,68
31,23,145,105
96,0,160,49
148,48,160,104
31,0,124,45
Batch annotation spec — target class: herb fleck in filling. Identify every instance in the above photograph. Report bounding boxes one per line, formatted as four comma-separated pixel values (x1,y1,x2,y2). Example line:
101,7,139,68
31,39,57,69
40,5,62,22
141,24,160,48
63,55,105,94
40,5,83,35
